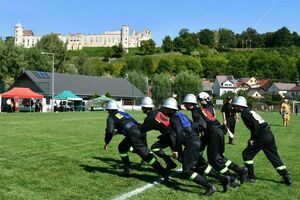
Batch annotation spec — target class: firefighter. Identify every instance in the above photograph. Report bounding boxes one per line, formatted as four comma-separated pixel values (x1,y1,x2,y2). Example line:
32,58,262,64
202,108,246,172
183,94,230,192
103,100,170,181
280,99,291,127
221,96,239,144
162,97,216,196
139,97,177,170
232,96,292,185
197,92,248,185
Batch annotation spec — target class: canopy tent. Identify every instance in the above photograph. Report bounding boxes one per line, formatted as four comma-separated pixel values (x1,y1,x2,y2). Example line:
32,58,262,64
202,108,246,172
89,95,113,111
54,90,82,100
0,87,44,112
54,90,83,111
0,87,44,98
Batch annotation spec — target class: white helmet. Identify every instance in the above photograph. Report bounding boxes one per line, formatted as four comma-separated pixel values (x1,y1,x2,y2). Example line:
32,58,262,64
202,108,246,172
141,97,154,108
106,100,119,110
162,97,178,110
183,94,197,104
232,96,248,107
198,92,211,101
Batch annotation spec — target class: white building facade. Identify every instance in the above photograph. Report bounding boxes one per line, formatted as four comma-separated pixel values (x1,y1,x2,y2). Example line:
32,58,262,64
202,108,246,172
14,23,151,50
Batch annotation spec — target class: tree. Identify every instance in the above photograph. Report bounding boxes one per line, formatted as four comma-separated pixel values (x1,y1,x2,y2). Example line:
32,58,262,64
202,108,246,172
174,71,201,104
151,73,172,107
198,29,216,47
273,27,292,47
127,70,147,94
239,28,264,48
140,39,156,55
36,33,68,73
162,36,173,52
218,28,237,48
112,43,124,58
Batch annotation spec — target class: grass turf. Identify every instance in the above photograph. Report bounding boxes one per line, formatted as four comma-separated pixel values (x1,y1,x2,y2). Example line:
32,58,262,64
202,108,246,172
0,111,299,199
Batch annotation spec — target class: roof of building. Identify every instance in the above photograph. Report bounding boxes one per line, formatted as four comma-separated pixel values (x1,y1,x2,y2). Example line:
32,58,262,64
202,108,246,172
22,71,145,98
247,88,264,96
291,85,300,91
202,79,213,92
23,30,34,36
273,83,296,90
216,75,236,87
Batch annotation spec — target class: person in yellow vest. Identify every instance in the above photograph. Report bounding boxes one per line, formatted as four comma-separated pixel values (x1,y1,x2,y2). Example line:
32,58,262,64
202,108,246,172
280,99,291,126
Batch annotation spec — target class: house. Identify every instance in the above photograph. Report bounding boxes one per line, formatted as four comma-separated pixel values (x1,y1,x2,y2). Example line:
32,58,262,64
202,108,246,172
257,79,273,91
268,83,296,98
212,75,237,96
11,71,145,104
247,88,265,99
287,85,300,99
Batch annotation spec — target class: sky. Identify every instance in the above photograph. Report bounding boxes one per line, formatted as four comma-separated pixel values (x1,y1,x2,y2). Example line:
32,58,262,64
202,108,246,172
1,0,300,46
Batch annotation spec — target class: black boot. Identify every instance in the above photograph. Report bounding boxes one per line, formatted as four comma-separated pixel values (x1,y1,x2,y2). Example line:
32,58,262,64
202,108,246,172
193,175,216,196
215,173,231,192
123,165,132,177
282,175,292,186
164,155,177,170
228,163,248,184
239,167,248,184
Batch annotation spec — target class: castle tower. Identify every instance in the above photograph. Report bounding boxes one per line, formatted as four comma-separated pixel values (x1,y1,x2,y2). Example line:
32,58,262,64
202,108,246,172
121,25,129,48
14,23,23,46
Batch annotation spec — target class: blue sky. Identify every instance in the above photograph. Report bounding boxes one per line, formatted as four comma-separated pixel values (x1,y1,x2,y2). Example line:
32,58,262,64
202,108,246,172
1,0,299,46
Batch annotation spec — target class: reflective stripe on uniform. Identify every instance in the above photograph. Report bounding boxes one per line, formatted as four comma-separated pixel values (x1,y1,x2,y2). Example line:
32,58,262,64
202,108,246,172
276,165,286,170
129,147,134,152
148,157,156,165
151,148,160,152
220,167,228,173
204,165,212,174
228,129,234,138
225,160,232,167
189,172,198,180
244,160,254,165
120,153,128,157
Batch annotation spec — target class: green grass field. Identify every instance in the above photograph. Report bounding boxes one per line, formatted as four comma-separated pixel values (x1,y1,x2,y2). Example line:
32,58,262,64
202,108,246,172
0,111,299,200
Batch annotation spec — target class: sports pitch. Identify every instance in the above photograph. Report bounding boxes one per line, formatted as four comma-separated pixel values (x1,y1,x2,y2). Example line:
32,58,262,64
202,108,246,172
0,111,299,199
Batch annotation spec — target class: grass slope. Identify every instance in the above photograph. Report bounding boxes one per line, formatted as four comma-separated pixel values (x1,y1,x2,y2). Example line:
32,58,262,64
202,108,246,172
0,111,299,200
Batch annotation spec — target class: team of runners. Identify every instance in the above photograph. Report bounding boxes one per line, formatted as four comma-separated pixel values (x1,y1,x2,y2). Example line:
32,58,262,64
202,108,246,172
103,93,292,196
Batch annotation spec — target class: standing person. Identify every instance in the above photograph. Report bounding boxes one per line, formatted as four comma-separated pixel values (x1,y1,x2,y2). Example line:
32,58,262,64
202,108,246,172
233,96,292,185
183,94,231,192
197,92,248,184
104,100,170,181
139,97,177,170
163,97,216,196
221,96,239,144
280,99,291,126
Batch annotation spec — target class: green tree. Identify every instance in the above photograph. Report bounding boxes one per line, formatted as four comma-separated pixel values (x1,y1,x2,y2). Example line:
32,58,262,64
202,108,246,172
151,73,172,107
218,28,237,48
198,29,216,47
162,35,173,52
127,70,147,94
140,39,156,55
174,71,201,104
112,43,124,58
273,27,292,47
36,33,68,73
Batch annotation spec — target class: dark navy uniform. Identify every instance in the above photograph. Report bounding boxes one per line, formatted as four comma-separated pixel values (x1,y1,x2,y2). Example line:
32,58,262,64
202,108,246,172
189,106,230,191
169,111,215,193
105,110,168,178
240,107,290,183
140,109,177,169
221,102,237,144
199,103,246,183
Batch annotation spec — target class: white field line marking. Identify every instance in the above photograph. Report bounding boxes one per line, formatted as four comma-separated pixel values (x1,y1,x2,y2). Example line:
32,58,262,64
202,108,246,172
113,168,182,200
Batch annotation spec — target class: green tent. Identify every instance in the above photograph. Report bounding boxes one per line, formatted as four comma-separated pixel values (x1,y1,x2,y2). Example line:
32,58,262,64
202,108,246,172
54,90,83,111
90,95,113,111
54,90,82,101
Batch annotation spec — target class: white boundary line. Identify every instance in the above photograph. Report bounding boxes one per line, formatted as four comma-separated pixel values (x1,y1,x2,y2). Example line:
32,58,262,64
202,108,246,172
113,168,182,200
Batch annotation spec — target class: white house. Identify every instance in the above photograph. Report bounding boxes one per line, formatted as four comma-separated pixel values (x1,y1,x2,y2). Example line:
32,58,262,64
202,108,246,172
212,75,238,96
268,83,296,98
